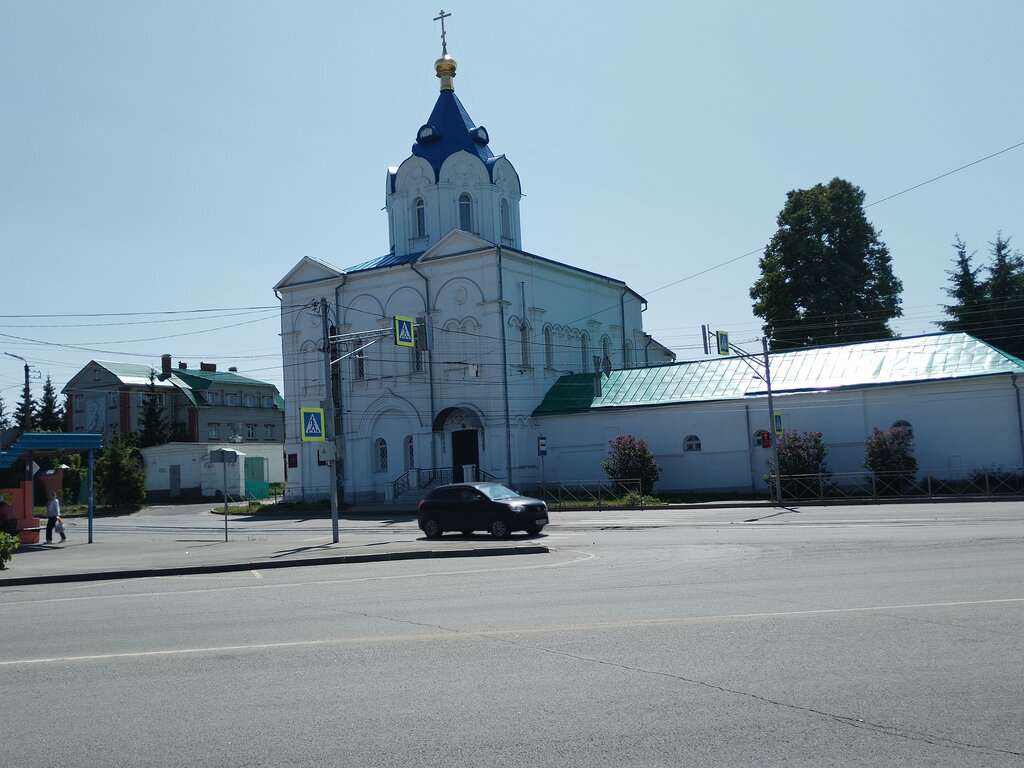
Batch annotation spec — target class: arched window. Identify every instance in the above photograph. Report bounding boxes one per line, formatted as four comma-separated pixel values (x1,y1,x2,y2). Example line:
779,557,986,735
624,341,633,368
500,198,511,240
602,336,611,366
458,193,473,232
354,339,365,379
892,420,913,438
520,322,530,367
404,436,414,470
544,327,554,369
580,333,590,372
414,198,426,237
684,435,702,452
374,438,388,472
753,430,771,448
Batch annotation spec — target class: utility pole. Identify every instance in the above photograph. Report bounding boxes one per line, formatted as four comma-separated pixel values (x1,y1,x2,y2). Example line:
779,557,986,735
320,299,340,543
762,337,783,505
703,329,783,505
4,352,31,431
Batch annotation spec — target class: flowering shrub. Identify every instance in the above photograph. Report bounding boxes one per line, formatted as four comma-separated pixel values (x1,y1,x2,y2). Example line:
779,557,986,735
864,427,917,475
602,435,660,495
774,431,830,476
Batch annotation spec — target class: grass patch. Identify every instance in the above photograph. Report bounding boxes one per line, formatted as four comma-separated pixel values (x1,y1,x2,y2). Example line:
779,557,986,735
33,504,143,518
211,499,338,516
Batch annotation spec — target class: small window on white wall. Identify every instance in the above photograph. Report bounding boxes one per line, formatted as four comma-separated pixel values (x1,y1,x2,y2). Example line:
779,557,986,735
375,438,388,472
624,341,633,368
458,193,473,232
520,323,530,367
892,420,913,438
544,327,554,368
580,334,590,372
684,435,702,452
500,198,511,241
414,198,426,237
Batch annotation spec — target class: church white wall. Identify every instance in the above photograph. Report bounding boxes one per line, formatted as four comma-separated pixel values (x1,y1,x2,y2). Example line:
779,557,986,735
536,376,1024,495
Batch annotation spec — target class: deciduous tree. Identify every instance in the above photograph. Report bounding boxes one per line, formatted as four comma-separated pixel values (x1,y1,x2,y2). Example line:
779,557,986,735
751,178,903,349
95,434,146,506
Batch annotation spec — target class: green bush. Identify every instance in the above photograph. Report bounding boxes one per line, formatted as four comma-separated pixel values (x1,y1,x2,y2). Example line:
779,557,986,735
602,435,660,495
0,532,19,570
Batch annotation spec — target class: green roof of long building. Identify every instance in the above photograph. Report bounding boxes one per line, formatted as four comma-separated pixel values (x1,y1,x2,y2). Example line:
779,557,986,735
532,333,1024,416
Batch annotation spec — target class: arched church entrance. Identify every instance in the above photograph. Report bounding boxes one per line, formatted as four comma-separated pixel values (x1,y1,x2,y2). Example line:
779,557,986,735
433,406,484,483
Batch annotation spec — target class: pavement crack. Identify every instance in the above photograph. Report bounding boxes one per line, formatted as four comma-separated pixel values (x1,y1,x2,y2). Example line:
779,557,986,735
485,637,1023,759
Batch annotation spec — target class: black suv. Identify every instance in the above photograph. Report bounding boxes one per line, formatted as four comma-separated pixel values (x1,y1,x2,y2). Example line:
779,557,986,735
417,482,548,539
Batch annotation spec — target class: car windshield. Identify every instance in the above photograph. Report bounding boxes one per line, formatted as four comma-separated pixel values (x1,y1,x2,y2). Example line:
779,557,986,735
480,484,519,500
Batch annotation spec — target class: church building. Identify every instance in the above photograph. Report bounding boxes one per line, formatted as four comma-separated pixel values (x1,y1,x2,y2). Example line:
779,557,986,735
274,37,674,504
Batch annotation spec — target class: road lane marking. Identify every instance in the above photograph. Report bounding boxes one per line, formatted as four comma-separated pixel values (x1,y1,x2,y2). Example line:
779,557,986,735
2,596,1020,666
251,570,263,579
0,549,597,608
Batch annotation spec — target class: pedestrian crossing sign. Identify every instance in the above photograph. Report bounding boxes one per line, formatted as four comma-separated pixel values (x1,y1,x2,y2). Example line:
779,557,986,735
300,407,326,442
394,315,415,348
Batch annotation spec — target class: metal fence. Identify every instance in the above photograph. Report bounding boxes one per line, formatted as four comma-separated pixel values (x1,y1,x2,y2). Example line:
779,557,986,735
772,467,1024,502
530,479,644,510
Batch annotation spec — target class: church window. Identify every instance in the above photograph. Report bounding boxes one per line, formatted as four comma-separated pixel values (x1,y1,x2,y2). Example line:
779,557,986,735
624,341,633,368
354,339,365,379
544,327,554,369
520,322,530,367
500,199,511,241
580,334,590,372
602,336,611,365
404,436,415,470
375,438,388,472
684,435,702,452
458,193,473,232
414,198,426,238
892,420,913,439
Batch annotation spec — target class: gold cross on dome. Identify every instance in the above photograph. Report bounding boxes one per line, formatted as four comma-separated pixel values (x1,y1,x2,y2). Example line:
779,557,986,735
433,9,451,55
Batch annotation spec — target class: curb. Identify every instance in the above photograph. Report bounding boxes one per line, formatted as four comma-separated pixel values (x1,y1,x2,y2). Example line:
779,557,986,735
0,545,549,587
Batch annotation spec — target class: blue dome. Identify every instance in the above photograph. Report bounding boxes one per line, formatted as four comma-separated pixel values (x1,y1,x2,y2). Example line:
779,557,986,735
411,90,494,180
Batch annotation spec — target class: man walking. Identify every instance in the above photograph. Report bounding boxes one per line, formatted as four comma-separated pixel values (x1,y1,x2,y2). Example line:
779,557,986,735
45,490,64,543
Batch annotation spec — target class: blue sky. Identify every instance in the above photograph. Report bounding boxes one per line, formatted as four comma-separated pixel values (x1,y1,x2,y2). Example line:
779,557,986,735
1,1,1021,406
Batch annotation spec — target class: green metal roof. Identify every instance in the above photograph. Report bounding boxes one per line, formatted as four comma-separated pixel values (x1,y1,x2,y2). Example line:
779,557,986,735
533,333,1024,416
76,361,283,409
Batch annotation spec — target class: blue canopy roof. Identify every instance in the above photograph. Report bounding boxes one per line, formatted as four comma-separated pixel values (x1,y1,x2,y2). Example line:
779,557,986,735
0,432,103,468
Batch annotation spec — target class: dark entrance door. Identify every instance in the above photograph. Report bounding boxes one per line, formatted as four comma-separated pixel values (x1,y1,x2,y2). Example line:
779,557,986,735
451,429,479,482
169,465,181,497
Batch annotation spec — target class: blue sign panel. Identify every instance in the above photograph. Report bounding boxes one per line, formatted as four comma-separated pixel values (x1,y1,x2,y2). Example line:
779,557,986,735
300,407,326,442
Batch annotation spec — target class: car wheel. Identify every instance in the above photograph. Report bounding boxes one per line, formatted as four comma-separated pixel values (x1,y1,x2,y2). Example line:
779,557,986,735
422,517,443,539
490,519,510,539
525,525,543,535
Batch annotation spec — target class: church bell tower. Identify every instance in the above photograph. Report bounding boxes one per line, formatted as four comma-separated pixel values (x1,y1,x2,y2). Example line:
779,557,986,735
385,15,522,257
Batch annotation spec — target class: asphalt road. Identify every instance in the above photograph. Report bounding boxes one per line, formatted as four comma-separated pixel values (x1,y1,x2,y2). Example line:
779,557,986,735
2,502,1022,767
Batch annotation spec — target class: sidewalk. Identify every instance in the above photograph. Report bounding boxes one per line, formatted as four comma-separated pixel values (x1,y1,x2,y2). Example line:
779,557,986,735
0,528,548,587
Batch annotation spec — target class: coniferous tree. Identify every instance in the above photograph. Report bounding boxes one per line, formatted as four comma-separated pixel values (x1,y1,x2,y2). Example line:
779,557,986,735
940,233,1024,357
0,395,10,431
37,375,65,432
751,178,903,349
138,371,171,448
940,236,985,333
13,375,35,432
